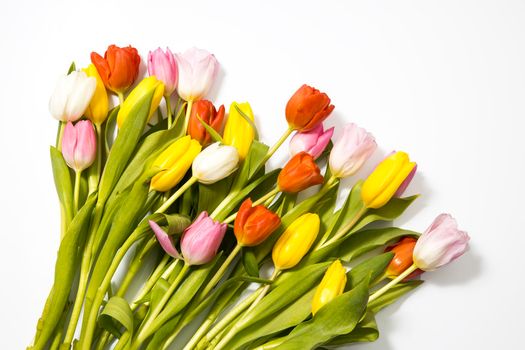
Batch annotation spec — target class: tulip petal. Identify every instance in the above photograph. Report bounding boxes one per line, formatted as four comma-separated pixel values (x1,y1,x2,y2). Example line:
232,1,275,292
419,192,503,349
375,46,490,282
149,220,181,259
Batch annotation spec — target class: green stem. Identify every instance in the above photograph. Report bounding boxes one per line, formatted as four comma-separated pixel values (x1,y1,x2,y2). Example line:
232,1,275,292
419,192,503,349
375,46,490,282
115,237,156,298
165,95,173,129
113,331,130,350
183,99,194,133
318,205,367,249
56,121,65,151
130,254,171,310
156,176,197,214
222,187,280,224
253,127,293,175
88,123,103,194
73,170,82,214
209,191,239,220
199,244,242,298
117,91,125,105
368,264,418,302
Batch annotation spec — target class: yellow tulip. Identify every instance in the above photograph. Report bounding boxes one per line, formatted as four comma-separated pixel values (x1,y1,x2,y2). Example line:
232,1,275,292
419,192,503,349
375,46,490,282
311,260,347,315
223,102,255,160
272,213,320,270
82,64,109,124
150,136,202,192
117,76,165,128
361,151,416,209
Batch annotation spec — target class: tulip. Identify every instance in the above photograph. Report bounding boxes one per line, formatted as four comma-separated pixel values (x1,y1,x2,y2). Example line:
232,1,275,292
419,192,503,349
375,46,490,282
234,198,281,246
395,163,417,197
329,123,377,178
361,151,416,209
49,71,96,122
289,124,334,160
116,76,165,128
150,136,202,192
175,47,219,101
311,260,347,315
192,142,239,184
91,44,141,94
81,64,109,125
385,237,423,279
277,152,324,193
413,214,470,271
285,84,335,132
61,121,97,172
272,213,320,270
223,102,255,160
181,212,228,265
149,220,182,259
148,47,178,96
188,100,225,145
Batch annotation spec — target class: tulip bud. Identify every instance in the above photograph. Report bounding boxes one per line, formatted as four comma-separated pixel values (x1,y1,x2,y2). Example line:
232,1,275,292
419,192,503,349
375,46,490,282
175,47,219,101
188,100,225,146
413,214,470,271
234,198,281,246
181,212,227,265
61,121,97,172
116,76,165,128
91,44,141,94
82,64,109,124
385,237,423,279
361,151,416,209
285,84,335,132
289,124,334,160
223,102,255,160
272,213,320,270
150,136,202,192
329,123,377,178
49,71,96,122
148,47,178,96
277,152,324,193
311,260,347,316
192,142,239,184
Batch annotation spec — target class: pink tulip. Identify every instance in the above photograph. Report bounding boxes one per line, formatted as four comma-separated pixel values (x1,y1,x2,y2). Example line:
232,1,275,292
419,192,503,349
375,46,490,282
175,47,219,101
413,214,470,271
395,163,417,197
148,47,178,96
61,120,96,172
328,123,377,178
289,124,334,160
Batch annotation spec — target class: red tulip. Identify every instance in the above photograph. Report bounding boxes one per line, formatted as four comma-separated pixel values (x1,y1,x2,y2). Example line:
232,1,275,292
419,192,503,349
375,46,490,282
91,44,141,94
188,100,225,145
277,152,324,193
285,84,334,132
234,198,281,246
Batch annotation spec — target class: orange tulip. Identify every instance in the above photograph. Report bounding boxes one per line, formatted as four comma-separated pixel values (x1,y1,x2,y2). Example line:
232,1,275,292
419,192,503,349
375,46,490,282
277,152,324,193
91,44,141,94
188,100,225,145
234,198,281,246
285,84,335,131
385,237,423,280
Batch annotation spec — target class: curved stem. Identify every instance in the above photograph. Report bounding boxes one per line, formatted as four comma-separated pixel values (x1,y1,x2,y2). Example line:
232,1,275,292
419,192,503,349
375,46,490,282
183,99,193,133
117,91,125,105
209,191,238,220
319,205,367,249
56,121,65,151
130,254,171,309
165,95,173,129
253,127,293,175
156,176,197,214
73,170,82,214
368,264,418,302
199,244,242,298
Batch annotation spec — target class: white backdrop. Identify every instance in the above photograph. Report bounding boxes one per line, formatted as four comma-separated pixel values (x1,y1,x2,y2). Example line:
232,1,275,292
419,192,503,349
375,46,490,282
1,0,524,349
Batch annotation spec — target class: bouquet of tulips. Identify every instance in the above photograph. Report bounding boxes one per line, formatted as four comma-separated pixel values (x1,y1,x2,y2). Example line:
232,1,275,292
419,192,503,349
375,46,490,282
29,44,470,350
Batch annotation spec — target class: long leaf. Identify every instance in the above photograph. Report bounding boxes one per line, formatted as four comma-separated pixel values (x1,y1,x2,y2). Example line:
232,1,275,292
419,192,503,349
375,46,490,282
99,296,134,339
50,146,74,231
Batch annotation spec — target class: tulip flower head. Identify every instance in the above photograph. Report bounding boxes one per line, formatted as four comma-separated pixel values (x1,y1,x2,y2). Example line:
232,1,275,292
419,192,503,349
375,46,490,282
289,123,334,160
329,123,377,178
188,100,225,145
116,76,165,128
286,84,335,132
61,121,97,172
49,71,96,122
175,47,219,101
234,198,281,246
395,163,417,197
150,136,202,192
413,214,470,271
82,64,109,125
361,151,416,209
312,260,347,316
223,102,256,160
385,237,423,279
91,44,141,94
277,152,324,193
192,142,239,184
272,213,320,270
148,47,178,96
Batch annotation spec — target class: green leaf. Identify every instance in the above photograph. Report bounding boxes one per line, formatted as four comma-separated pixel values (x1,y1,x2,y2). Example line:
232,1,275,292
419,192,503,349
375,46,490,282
150,278,170,311
346,252,394,289
196,114,223,143
322,311,379,347
98,296,134,339
368,280,424,314
104,106,119,153
198,176,234,214
231,140,269,193
242,248,260,277
50,146,74,230
67,62,76,74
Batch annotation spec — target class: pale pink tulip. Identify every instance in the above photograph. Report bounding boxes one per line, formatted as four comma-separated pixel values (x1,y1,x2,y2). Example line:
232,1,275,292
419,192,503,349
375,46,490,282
175,47,219,101
148,47,178,96
289,124,334,160
61,121,96,172
329,123,377,178
413,214,470,271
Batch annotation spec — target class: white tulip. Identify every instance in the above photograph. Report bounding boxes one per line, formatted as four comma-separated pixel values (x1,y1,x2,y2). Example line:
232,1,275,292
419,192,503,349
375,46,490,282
49,71,96,122
192,142,239,184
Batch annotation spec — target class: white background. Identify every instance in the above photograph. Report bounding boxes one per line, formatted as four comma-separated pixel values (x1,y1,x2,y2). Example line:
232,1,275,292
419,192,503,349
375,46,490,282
1,0,524,349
